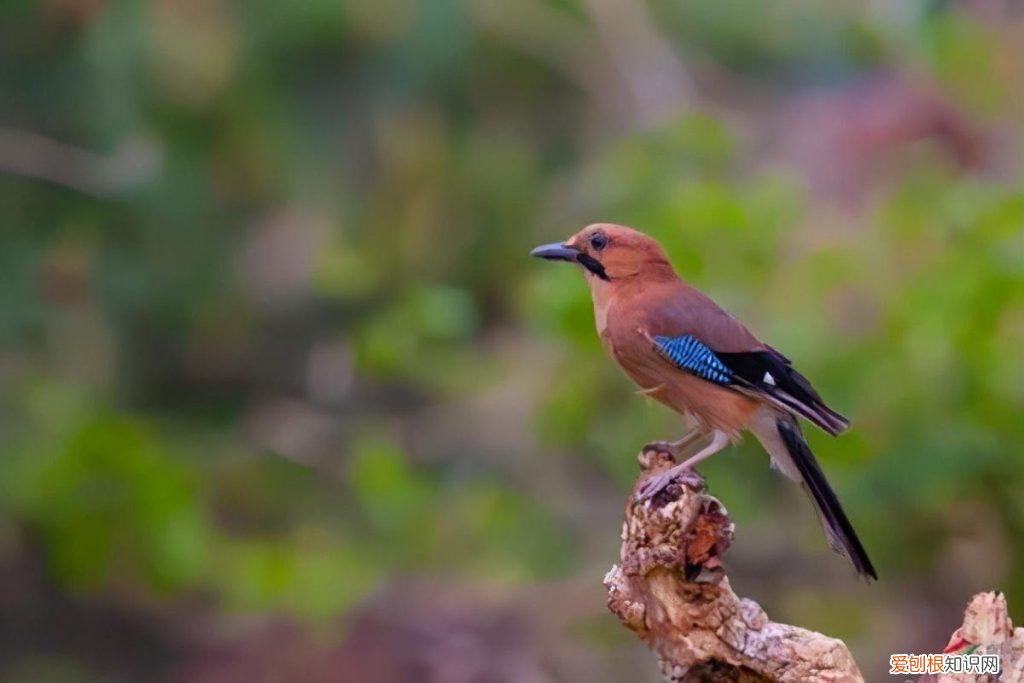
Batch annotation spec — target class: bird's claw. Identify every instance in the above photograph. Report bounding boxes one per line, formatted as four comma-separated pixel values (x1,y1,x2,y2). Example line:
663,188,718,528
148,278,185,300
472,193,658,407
636,466,704,503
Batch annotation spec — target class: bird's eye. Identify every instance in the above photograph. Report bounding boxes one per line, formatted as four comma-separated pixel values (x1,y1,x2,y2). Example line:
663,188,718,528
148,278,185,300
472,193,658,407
590,233,608,251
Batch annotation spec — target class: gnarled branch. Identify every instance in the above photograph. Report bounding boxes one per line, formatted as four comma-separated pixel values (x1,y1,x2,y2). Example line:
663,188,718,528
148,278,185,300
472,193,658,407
604,448,864,682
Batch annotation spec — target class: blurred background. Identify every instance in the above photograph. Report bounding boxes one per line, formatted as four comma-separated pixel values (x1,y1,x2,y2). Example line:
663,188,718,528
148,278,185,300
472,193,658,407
1,0,1023,680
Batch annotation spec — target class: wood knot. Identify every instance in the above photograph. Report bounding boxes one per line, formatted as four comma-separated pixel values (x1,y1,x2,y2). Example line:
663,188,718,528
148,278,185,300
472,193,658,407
638,447,676,471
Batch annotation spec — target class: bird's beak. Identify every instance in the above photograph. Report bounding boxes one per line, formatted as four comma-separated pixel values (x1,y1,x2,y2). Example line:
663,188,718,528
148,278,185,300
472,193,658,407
530,242,580,262
531,240,610,280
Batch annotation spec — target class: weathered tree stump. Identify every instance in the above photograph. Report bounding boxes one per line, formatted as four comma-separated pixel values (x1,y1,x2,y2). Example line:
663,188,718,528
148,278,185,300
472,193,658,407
603,447,864,682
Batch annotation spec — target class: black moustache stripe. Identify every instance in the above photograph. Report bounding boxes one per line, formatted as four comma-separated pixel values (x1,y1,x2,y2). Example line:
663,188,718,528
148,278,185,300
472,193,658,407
577,253,609,281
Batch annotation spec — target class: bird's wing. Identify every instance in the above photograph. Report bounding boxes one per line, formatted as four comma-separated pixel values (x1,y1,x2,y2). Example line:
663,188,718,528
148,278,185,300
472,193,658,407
717,346,850,435
642,285,849,435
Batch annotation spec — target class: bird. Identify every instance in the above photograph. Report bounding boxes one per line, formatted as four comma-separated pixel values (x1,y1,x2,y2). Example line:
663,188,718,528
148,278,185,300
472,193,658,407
531,223,876,580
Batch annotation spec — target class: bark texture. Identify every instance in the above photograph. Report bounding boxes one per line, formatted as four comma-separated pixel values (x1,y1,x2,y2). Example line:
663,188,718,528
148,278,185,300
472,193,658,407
603,447,864,682
934,591,1024,683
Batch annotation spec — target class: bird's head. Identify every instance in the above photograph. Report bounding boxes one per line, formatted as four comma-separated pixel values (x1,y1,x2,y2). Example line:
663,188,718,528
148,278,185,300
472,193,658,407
530,223,673,282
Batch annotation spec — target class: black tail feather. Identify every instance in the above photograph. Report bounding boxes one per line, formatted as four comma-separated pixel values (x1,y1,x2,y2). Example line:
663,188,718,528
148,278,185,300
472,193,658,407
777,419,877,580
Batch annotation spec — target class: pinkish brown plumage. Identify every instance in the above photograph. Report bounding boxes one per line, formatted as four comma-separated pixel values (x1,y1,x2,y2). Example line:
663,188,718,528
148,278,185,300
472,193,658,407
532,223,876,580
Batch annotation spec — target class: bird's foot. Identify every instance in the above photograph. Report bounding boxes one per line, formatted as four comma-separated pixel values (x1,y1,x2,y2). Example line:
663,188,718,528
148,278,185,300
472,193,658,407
636,464,705,503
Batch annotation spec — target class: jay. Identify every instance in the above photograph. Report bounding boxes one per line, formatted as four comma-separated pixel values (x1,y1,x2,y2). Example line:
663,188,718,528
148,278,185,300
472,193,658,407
532,223,876,580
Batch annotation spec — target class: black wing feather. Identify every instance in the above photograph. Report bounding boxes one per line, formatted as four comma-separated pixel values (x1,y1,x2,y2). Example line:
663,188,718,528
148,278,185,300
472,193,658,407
716,348,850,436
647,333,849,436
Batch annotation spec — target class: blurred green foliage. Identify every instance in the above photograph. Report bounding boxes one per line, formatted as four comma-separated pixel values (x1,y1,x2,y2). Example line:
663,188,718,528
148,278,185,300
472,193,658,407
1,0,1023,679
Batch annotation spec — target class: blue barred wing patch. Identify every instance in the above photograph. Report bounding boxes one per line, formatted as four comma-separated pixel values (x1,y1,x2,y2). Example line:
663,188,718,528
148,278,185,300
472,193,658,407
653,335,733,385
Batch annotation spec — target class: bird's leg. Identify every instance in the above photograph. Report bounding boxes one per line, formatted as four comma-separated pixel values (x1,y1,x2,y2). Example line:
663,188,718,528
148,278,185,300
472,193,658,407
677,429,730,469
637,430,730,502
642,428,703,458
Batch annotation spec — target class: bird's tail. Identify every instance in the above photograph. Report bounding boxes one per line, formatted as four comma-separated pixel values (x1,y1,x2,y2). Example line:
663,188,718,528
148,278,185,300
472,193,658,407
755,415,877,580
